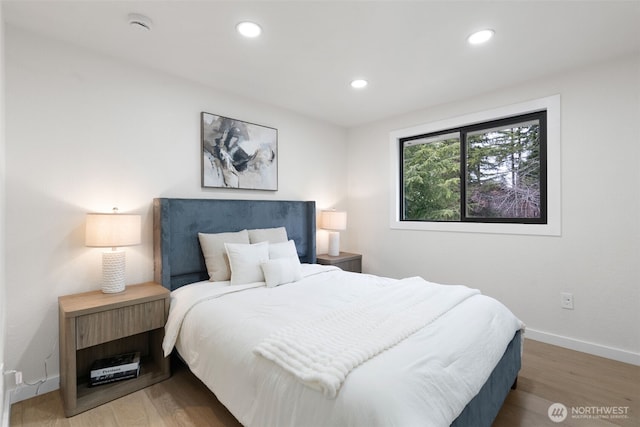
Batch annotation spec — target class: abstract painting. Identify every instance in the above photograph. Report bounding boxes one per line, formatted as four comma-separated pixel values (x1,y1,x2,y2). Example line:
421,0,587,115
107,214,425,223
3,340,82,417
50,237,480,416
201,112,278,190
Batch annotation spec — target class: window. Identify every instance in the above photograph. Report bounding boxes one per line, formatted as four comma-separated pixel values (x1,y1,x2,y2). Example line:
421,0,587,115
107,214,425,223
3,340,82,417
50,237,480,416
389,95,560,236
401,111,547,224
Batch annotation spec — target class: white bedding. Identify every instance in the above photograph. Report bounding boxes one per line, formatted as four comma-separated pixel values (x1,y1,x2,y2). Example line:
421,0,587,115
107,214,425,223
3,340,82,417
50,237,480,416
164,265,524,427
254,276,480,399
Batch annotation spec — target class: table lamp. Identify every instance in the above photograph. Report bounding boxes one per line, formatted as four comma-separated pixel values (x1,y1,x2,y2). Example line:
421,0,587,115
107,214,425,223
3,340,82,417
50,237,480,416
85,208,141,293
321,210,347,257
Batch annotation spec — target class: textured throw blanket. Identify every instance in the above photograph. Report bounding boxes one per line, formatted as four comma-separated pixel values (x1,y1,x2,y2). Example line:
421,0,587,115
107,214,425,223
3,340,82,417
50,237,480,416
254,277,480,398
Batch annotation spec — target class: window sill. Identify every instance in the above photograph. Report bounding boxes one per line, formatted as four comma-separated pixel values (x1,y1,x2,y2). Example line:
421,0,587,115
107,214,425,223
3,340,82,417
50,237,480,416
389,219,560,236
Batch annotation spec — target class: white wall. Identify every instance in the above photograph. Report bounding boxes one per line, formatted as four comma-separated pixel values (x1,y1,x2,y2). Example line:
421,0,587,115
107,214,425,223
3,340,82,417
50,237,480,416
4,26,347,399
347,55,640,363
0,2,7,421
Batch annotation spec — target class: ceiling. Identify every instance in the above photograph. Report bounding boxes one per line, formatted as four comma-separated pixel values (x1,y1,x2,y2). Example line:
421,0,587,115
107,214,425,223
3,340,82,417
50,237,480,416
4,0,640,128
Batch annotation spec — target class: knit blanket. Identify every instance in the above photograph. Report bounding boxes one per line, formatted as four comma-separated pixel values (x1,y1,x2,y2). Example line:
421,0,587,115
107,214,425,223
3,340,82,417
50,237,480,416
253,277,480,398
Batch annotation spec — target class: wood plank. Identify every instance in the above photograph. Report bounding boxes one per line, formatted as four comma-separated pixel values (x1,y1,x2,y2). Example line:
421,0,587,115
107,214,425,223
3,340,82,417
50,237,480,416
110,389,167,427
58,308,77,417
67,400,118,427
76,300,165,349
59,283,169,317
493,339,639,427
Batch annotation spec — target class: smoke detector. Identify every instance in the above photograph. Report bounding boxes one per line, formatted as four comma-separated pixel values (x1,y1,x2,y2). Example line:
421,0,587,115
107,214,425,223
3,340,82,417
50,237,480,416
128,13,153,32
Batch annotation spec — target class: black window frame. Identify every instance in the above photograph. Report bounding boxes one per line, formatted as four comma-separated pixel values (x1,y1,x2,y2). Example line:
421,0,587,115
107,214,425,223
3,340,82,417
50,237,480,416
400,110,548,225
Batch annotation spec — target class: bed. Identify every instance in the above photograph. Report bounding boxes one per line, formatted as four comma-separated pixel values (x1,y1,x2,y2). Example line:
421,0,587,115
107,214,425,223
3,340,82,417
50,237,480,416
153,197,523,427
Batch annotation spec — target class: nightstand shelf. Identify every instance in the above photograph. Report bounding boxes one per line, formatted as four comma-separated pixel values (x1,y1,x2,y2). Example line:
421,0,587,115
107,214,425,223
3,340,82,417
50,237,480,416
58,282,170,417
317,252,362,273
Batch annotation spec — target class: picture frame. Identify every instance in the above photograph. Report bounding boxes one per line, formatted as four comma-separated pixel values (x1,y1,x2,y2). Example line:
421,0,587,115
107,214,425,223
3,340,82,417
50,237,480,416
201,112,278,190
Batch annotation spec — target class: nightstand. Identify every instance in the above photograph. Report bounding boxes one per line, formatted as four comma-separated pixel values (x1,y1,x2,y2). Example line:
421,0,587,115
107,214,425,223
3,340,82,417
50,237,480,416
58,282,170,417
317,252,362,273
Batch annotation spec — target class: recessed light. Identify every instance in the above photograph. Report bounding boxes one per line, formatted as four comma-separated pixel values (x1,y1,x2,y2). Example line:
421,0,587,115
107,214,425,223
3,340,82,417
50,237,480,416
350,79,368,89
237,21,262,38
128,13,153,32
467,29,495,45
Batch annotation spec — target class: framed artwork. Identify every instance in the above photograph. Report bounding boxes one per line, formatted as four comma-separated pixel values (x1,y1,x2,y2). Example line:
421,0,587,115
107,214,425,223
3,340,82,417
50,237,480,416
201,112,278,190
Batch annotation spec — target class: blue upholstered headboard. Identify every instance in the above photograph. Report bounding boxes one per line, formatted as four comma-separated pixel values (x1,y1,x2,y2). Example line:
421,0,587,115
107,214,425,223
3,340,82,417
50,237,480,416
153,198,317,290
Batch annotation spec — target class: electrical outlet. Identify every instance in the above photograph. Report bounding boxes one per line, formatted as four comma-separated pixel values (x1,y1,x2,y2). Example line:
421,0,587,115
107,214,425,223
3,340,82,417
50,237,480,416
15,371,22,385
561,292,574,310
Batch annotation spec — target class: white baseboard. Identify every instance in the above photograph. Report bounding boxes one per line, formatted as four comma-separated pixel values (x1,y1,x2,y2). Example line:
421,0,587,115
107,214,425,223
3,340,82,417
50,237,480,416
8,375,59,404
2,393,9,427
525,328,640,366
2,389,10,427
1,362,7,427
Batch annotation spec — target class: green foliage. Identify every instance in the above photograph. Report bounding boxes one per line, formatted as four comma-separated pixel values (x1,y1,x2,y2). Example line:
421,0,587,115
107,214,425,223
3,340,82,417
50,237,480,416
403,138,460,221
402,121,541,221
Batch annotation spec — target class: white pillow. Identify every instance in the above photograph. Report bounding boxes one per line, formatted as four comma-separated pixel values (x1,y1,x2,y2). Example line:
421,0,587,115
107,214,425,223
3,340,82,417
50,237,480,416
248,227,288,244
225,242,269,286
269,240,299,260
261,258,303,288
198,230,250,281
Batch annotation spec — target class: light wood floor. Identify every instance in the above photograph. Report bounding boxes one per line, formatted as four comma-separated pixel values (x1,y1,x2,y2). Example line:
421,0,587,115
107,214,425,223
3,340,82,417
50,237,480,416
10,339,639,426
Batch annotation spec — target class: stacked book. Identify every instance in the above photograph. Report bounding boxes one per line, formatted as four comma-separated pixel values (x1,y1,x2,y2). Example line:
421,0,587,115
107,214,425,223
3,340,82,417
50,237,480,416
89,352,140,387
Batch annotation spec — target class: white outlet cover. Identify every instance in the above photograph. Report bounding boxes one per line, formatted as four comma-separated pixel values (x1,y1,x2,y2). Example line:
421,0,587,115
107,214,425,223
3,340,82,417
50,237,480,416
561,292,574,309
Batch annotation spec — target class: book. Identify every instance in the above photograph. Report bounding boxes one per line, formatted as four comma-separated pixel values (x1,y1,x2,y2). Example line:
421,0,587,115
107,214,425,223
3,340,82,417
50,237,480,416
90,352,140,379
89,367,140,387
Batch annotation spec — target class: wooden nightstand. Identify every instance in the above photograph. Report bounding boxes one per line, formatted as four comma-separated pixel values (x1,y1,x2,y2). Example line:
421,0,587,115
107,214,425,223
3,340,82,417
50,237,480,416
58,282,170,417
317,252,362,273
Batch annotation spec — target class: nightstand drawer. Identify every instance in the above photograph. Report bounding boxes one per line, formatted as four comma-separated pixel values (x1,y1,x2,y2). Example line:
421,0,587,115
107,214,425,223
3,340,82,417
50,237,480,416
76,300,165,349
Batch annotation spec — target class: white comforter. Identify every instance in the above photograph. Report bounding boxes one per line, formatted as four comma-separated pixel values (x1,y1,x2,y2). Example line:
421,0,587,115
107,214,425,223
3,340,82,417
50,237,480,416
164,265,524,427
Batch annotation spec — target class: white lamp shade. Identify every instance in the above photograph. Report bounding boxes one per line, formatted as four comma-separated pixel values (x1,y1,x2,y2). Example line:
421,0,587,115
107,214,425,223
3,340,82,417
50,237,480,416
86,213,141,248
321,210,347,231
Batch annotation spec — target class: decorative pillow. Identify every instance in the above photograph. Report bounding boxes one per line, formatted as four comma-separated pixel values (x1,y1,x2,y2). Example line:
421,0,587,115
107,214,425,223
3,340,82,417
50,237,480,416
269,239,299,260
261,258,303,288
198,230,250,281
225,242,270,286
248,227,288,244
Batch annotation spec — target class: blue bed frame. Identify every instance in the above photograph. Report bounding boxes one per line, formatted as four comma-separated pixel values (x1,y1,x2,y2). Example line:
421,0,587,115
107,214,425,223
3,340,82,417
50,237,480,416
152,197,520,427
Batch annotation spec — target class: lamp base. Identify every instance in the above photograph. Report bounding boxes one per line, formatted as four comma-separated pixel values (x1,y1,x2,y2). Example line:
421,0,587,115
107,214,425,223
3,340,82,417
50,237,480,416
102,250,126,293
328,231,340,257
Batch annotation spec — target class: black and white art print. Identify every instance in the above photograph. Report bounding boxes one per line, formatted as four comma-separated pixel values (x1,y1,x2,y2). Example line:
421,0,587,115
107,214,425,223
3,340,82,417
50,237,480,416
201,112,278,190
